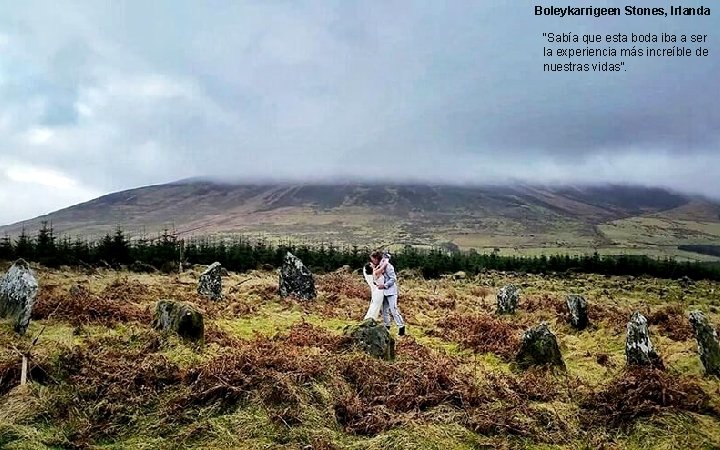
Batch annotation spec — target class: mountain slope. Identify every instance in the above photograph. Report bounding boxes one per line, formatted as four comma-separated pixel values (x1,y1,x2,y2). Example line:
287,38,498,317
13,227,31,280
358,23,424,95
2,181,719,260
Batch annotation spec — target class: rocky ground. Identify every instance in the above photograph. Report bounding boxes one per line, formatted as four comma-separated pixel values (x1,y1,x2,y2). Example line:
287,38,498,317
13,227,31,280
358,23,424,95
1,262,720,449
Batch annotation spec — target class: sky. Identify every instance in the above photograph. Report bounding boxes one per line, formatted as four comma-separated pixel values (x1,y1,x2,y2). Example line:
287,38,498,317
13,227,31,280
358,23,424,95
0,1,718,225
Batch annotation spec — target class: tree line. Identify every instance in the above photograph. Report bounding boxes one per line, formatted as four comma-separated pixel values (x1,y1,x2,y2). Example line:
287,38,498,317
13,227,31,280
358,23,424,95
678,244,720,258
2,222,720,281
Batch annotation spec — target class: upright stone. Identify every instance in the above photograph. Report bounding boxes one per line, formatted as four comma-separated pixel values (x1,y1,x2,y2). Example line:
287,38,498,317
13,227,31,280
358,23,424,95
198,262,222,300
496,284,520,315
688,310,720,376
153,299,204,341
679,275,693,289
515,322,565,370
626,312,663,368
565,294,589,330
0,259,39,335
344,318,395,361
279,252,316,300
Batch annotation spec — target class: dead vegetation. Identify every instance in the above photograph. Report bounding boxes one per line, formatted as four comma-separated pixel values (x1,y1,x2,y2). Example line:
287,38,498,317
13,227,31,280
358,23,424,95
580,368,717,429
47,331,182,444
100,277,152,302
184,338,328,416
280,322,352,351
521,293,565,315
647,304,694,341
0,352,52,396
247,281,278,301
2,267,720,448
590,303,631,330
316,273,368,302
182,323,349,426
203,323,244,347
334,341,482,435
32,282,149,326
432,313,522,359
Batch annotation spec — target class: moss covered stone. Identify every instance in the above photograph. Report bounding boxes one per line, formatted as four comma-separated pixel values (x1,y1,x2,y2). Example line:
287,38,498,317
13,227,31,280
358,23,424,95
689,310,720,376
626,311,663,368
566,294,589,330
514,322,565,370
344,318,395,361
496,284,520,315
0,259,39,335
153,299,204,341
279,252,316,300
198,262,223,300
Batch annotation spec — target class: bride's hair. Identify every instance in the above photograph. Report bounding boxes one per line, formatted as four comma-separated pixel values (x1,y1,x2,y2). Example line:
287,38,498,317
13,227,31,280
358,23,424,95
364,263,373,275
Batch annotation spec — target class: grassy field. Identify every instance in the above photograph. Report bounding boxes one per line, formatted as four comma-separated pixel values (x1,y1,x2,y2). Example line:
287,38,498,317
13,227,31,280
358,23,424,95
2,263,720,449
189,209,720,262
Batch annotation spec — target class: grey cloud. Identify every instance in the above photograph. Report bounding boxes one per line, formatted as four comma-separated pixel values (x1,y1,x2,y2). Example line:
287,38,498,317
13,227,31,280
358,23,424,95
0,1,718,224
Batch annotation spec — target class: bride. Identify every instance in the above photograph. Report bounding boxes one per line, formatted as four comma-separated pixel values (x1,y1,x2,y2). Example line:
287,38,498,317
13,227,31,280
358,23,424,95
362,262,384,321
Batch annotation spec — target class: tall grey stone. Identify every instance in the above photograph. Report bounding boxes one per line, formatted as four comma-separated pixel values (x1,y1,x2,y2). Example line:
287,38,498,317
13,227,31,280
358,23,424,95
565,294,589,330
0,259,39,335
344,318,395,361
626,312,663,368
496,284,520,315
688,310,720,376
515,322,565,370
153,299,204,341
279,252,316,300
198,262,222,300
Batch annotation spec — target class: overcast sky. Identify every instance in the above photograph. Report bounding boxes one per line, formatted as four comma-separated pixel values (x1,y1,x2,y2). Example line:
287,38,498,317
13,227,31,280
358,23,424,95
0,1,718,224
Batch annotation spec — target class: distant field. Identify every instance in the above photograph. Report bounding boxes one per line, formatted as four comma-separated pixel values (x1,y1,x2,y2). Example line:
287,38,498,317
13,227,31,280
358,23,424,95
598,217,720,246
206,216,720,262
169,210,720,263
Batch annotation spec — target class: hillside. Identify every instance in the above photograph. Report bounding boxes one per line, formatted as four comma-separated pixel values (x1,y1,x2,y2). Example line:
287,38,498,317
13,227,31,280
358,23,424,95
2,181,720,260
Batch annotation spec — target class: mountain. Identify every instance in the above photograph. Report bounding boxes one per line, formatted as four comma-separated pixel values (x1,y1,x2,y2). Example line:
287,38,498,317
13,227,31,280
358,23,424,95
2,181,720,260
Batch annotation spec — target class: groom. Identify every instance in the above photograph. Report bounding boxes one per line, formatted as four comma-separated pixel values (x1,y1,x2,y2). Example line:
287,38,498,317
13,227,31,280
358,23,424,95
370,250,405,336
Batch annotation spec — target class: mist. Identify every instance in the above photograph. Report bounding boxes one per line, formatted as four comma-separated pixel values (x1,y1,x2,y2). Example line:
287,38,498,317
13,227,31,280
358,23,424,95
0,1,718,224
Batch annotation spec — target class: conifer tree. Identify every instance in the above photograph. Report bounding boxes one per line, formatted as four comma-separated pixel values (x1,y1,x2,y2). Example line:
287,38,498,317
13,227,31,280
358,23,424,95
0,234,14,260
15,229,33,259
111,228,131,264
35,221,56,264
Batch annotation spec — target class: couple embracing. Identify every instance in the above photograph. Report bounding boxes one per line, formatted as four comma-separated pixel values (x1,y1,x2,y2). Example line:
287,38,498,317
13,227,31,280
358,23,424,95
362,250,406,336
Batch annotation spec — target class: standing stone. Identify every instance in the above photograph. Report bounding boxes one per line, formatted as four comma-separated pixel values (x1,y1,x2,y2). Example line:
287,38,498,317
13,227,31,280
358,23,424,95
626,312,663,368
688,310,720,376
679,276,693,289
496,284,520,315
344,318,395,361
153,299,204,341
198,262,223,300
279,252,316,300
565,294,589,330
515,322,565,370
0,259,39,335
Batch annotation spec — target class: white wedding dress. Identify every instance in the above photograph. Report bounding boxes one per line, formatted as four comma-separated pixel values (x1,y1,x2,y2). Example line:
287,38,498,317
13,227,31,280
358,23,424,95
363,265,384,320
